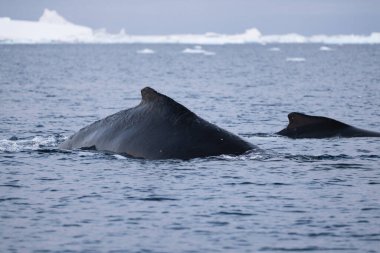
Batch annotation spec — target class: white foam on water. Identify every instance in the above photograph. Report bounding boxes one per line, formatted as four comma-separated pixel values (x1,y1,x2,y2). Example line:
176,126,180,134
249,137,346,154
137,48,155,54
286,57,306,62
0,135,59,152
269,47,281,51
113,154,127,160
0,9,379,44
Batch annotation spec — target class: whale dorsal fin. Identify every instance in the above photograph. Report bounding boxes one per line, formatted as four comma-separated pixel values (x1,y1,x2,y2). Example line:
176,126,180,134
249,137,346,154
287,112,349,129
141,87,162,102
139,87,195,118
140,87,180,105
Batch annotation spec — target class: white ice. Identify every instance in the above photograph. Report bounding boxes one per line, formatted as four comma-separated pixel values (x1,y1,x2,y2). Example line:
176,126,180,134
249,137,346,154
319,46,333,51
286,57,306,62
182,45,215,55
137,48,155,54
1,9,379,44
0,9,93,43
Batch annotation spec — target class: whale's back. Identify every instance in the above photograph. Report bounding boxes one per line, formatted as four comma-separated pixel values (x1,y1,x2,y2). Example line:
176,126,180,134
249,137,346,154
59,87,255,159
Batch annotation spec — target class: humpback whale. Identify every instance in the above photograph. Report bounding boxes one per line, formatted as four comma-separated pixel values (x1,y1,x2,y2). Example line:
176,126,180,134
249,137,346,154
277,112,380,138
59,87,256,159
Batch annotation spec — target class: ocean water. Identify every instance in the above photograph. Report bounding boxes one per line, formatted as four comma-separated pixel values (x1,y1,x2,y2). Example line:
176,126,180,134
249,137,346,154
1,44,380,253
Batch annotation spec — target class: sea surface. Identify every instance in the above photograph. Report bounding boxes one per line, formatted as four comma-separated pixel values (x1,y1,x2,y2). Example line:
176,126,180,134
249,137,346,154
1,44,380,253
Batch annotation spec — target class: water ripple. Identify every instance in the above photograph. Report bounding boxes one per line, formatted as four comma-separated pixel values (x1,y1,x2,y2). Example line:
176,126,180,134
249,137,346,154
1,44,379,253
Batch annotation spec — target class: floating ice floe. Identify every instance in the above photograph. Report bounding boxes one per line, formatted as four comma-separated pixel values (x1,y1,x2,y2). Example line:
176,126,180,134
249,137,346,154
319,46,333,51
182,45,215,55
1,9,380,44
137,48,155,54
286,57,306,62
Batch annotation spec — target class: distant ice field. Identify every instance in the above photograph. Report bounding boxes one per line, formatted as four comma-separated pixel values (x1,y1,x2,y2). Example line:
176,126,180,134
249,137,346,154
0,9,379,44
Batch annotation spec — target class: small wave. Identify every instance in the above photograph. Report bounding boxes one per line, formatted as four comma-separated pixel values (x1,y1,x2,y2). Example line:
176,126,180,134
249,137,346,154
284,154,352,162
216,150,267,161
182,45,215,55
269,47,281,51
330,163,363,169
226,181,292,187
286,57,306,62
207,221,229,226
138,196,178,201
62,224,81,227
77,194,102,199
0,184,24,188
215,211,254,216
36,177,62,181
307,232,337,237
240,132,277,138
225,181,254,186
361,207,380,211
359,154,380,159
0,197,25,202
260,246,357,251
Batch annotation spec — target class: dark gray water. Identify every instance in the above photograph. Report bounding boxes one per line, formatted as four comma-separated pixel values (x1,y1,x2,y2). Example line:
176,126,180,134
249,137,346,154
1,44,380,253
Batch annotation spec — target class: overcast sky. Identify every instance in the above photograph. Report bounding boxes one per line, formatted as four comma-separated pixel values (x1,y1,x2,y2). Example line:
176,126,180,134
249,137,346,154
0,0,379,35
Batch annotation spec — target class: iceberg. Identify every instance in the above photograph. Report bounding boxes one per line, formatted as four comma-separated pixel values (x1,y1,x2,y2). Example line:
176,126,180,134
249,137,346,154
0,9,93,43
0,9,379,44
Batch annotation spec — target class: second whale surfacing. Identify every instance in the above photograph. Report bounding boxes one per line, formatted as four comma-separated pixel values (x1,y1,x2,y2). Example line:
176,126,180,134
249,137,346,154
59,87,256,160
277,112,380,138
